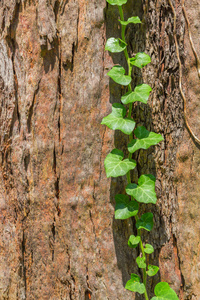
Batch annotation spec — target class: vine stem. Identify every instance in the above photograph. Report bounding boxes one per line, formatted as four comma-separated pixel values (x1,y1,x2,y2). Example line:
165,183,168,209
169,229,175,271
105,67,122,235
168,0,200,146
118,6,149,300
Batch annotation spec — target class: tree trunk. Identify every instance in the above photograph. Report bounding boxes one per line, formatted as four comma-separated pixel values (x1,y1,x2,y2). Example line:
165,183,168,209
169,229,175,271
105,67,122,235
0,0,199,299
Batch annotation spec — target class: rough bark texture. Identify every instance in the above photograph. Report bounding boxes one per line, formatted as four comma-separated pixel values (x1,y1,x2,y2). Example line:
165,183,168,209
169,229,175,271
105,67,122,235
0,0,199,299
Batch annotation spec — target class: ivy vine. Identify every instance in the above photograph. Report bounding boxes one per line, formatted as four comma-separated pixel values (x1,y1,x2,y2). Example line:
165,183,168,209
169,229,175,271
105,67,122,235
102,0,180,299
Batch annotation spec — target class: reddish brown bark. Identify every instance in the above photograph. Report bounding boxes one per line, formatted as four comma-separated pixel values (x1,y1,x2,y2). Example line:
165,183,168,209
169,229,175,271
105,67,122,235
0,0,199,299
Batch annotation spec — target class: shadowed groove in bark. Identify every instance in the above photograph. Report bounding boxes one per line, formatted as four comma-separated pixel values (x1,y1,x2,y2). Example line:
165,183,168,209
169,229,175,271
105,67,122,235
58,36,62,142
21,230,27,299
8,37,21,137
27,79,41,133
53,144,61,216
51,218,56,261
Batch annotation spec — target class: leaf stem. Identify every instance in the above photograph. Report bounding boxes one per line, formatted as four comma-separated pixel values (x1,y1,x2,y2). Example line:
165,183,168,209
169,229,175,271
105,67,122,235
119,5,149,300
135,215,149,300
118,6,129,61
118,6,133,115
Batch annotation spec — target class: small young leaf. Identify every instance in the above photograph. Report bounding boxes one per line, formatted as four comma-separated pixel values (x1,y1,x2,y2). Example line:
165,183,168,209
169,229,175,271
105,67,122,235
125,281,145,294
151,282,179,300
119,16,141,26
147,265,159,277
104,149,136,178
136,256,146,269
144,244,154,254
136,212,153,231
130,52,151,68
107,65,132,86
128,126,164,153
125,274,145,294
126,174,157,204
128,235,141,248
121,84,152,105
105,38,127,53
115,195,139,219
101,103,136,135
106,0,127,6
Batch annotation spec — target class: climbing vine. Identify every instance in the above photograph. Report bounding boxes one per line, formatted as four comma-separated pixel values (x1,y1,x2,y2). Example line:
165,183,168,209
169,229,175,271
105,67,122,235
102,0,180,299
169,0,200,146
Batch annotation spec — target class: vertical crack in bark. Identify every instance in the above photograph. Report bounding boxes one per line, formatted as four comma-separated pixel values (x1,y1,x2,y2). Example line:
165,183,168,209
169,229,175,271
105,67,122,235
27,79,41,133
89,209,97,241
6,37,21,137
54,0,60,23
70,42,75,73
58,37,62,142
51,217,56,261
21,229,27,299
85,266,92,299
53,145,61,216
23,151,30,218
24,153,30,173
99,127,106,181
60,0,69,16
173,234,185,297
65,244,75,298
76,4,79,48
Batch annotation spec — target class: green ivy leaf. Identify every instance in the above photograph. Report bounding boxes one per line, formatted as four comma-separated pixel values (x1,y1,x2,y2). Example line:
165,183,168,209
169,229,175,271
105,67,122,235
128,235,141,248
115,194,139,219
147,265,159,277
125,274,145,294
107,65,132,86
126,174,157,204
104,149,136,178
128,126,164,153
101,103,135,135
144,244,154,254
121,84,152,105
136,212,153,231
151,282,179,300
130,52,151,68
105,38,127,53
136,256,146,269
119,16,141,26
106,0,127,5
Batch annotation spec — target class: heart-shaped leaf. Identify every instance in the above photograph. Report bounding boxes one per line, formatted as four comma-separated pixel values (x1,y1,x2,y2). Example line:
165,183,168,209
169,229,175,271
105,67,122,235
151,282,179,300
136,256,146,269
101,103,135,135
106,0,127,5
128,235,141,248
125,274,145,294
130,52,151,68
121,84,152,105
128,126,164,153
107,65,132,86
144,244,154,254
147,265,159,277
131,274,140,281
126,174,157,204
104,149,136,178
115,194,139,219
136,212,153,231
105,38,127,53
119,16,141,26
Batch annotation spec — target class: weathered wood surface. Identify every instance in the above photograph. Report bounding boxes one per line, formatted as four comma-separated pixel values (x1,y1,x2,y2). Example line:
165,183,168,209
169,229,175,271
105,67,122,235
0,0,199,299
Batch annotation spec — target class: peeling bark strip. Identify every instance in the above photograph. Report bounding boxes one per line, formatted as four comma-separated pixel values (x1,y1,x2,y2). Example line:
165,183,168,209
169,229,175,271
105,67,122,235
0,0,199,299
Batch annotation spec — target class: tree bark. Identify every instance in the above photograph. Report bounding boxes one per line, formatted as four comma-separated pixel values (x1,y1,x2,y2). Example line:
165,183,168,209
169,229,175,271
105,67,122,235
0,0,199,299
